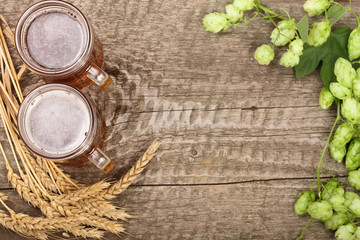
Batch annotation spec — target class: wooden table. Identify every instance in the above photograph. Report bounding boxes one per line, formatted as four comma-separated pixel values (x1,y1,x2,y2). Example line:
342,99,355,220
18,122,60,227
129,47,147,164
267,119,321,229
0,0,357,239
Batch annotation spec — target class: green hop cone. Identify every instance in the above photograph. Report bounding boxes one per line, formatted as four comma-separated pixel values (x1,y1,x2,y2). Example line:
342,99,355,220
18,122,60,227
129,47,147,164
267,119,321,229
334,58,357,89
335,224,356,240
348,170,360,190
329,194,346,213
254,44,274,65
346,138,360,171
289,38,304,56
346,211,357,223
322,178,340,200
353,80,360,98
233,0,255,11
333,187,345,197
308,20,331,47
328,186,346,213
325,212,349,230
270,19,297,47
307,200,333,221
333,122,355,146
344,192,360,207
319,87,335,109
294,190,316,215
330,140,346,163
280,51,300,67
348,28,360,61
225,4,243,23
202,13,230,33
348,197,360,216
341,98,360,123
329,82,352,100
303,0,331,17
355,227,360,239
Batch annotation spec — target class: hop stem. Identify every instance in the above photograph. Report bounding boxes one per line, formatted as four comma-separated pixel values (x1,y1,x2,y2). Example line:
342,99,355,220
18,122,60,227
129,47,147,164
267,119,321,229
296,218,313,240
316,103,341,196
255,0,287,20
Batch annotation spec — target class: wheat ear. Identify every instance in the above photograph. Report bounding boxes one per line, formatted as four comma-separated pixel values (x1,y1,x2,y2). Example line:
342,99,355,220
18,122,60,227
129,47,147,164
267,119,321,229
0,193,104,239
55,180,110,202
23,149,60,194
49,203,125,234
100,140,160,200
0,193,48,240
35,157,81,193
0,210,48,240
74,198,131,220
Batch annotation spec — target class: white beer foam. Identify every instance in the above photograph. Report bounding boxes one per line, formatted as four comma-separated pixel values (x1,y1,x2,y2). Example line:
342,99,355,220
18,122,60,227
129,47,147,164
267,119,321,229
26,10,85,69
25,89,91,156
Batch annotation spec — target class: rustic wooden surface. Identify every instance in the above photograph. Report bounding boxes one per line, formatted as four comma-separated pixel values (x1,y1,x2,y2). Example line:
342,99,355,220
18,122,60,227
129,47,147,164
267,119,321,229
0,0,359,239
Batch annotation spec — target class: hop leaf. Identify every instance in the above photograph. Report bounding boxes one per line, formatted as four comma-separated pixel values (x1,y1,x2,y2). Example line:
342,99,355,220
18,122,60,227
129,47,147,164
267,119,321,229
334,58,356,89
280,51,300,67
202,13,230,33
308,20,331,47
335,224,356,240
233,0,255,11
341,98,360,123
294,190,316,215
225,4,243,23
319,86,335,109
289,38,304,56
348,28,360,61
254,44,274,65
270,19,297,46
348,170,360,190
346,138,360,171
303,0,331,17
329,82,352,100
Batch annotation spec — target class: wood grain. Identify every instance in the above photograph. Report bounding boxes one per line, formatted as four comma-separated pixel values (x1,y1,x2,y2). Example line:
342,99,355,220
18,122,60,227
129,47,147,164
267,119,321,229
0,0,359,239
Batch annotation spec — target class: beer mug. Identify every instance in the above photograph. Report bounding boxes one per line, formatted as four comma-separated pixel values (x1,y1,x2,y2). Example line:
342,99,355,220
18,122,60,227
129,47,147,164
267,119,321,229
18,84,115,173
15,0,112,89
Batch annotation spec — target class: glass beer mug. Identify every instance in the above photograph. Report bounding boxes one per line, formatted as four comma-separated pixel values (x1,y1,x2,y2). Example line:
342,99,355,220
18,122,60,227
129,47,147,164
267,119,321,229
18,84,115,173
15,0,112,89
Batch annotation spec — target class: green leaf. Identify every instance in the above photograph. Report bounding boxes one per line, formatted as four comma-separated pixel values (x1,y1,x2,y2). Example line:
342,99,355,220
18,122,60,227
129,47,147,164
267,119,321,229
295,27,352,88
327,5,346,21
296,15,309,43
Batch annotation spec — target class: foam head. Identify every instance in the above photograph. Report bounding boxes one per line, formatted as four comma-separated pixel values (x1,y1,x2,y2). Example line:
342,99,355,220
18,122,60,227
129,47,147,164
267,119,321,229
21,86,92,158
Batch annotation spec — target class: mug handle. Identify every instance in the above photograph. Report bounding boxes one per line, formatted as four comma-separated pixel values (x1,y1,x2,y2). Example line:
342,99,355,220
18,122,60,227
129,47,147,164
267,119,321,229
86,63,112,89
87,147,115,173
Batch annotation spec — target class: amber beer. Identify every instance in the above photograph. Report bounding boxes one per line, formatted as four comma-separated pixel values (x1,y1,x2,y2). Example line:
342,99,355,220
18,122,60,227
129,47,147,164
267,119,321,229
18,84,115,173
15,0,111,89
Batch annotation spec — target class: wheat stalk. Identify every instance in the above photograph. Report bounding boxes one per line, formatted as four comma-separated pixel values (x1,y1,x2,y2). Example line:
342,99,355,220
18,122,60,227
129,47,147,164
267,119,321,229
0,193,104,239
0,211,49,240
35,157,81,193
0,14,160,240
0,193,48,240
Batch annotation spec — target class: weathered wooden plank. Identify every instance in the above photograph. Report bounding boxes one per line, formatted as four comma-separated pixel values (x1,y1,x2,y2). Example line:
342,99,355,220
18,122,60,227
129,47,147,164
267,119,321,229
0,128,348,188
0,179,340,240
